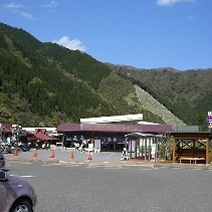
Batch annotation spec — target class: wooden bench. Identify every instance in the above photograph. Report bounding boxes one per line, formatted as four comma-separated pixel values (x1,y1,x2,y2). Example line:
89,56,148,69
179,157,205,164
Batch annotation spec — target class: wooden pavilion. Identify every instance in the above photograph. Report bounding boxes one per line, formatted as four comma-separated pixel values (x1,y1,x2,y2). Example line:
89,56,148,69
171,132,212,164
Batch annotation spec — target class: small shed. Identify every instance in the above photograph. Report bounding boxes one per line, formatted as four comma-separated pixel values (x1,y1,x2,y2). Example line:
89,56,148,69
171,132,212,164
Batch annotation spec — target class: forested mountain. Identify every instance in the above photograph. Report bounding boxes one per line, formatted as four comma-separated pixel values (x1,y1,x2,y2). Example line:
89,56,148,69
107,64,212,129
0,22,211,128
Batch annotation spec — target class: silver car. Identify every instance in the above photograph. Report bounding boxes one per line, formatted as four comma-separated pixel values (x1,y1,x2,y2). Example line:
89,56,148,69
0,156,37,212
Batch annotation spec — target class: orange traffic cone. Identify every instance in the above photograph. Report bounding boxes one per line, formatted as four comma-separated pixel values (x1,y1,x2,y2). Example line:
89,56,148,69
50,150,55,158
13,148,18,156
70,150,75,160
33,149,38,158
87,151,92,161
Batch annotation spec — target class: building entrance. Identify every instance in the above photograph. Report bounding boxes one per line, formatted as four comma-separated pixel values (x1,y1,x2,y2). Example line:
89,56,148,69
95,134,126,152
101,143,125,152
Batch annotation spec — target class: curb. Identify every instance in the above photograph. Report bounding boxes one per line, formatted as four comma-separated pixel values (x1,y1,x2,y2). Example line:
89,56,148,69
4,155,60,164
154,162,212,170
4,155,154,167
3,154,212,170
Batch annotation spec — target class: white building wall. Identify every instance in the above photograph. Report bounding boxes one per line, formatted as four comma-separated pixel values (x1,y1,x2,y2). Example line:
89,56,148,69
80,114,143,124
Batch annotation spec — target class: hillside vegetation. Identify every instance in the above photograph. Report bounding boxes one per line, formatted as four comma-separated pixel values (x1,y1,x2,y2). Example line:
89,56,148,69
0,22,211,128
108,64,212,128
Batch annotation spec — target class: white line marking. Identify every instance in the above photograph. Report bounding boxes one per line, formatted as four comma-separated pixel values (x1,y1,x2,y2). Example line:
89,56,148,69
105,153,115,160
10,175,34,178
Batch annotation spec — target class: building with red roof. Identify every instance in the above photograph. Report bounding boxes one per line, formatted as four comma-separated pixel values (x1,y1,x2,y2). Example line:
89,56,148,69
57,114,174,153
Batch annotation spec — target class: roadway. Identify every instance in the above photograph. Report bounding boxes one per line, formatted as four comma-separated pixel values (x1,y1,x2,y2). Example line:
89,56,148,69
5,160,212,212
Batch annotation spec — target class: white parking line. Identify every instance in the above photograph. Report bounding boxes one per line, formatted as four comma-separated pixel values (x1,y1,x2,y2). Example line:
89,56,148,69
171,168,183,169
105,153,115,160
10,175,34,178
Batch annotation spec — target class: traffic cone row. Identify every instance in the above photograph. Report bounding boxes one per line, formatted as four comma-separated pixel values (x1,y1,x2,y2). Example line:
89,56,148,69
32,149,55,158
28,149,94,161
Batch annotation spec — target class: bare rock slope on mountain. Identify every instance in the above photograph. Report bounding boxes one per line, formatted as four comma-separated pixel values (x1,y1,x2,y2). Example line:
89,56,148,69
135,85,185,126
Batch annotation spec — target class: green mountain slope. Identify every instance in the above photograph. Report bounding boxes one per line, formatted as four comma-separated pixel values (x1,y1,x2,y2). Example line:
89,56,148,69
1,22,210,128
108,64,212,127
1,22,161,126
0,23,117,125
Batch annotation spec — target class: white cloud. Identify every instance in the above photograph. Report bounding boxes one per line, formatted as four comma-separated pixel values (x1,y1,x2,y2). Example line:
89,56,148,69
53,36,86,51
41,0,58,8
188,15,193,20
157,0,195,6
3,2,23,9
3,2,32,20
20,12,32,20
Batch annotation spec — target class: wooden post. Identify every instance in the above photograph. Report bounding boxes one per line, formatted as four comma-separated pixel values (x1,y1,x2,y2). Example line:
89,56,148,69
144,137,147,161
130,140,132,159
148,137,151,161
172,137,176,163
206,138,209,164
141,138,144,158
137,138,140,158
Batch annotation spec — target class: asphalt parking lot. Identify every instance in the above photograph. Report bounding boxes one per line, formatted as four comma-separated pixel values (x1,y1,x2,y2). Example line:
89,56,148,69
3,148,212,170
4,148,130,166
5,161,212,212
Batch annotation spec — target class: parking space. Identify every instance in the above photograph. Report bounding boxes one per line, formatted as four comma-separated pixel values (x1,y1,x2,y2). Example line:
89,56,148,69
5,163,212,212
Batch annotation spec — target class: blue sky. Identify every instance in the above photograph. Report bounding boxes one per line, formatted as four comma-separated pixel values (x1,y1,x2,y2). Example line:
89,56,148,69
0,0,211,70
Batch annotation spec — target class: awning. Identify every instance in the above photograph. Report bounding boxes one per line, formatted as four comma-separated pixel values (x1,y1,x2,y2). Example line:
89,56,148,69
34,132,57,141
27,131,57,141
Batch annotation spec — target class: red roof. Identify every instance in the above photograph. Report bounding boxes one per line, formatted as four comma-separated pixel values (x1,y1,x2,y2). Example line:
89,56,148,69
57,123,80,132
27,133,38,141
1,123,12,133
34,132,57,141
27,129,57,141
57,123,173,134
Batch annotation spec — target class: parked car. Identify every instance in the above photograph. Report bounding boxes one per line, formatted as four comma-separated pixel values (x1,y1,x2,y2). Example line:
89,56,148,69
0,164,37,211
0,152,5,168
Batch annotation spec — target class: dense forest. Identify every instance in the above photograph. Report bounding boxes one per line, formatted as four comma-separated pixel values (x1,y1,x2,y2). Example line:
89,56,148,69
108,64,212,128
0,22,211,128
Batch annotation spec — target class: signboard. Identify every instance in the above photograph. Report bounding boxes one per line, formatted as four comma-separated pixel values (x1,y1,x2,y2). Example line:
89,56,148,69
207,111,212,129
